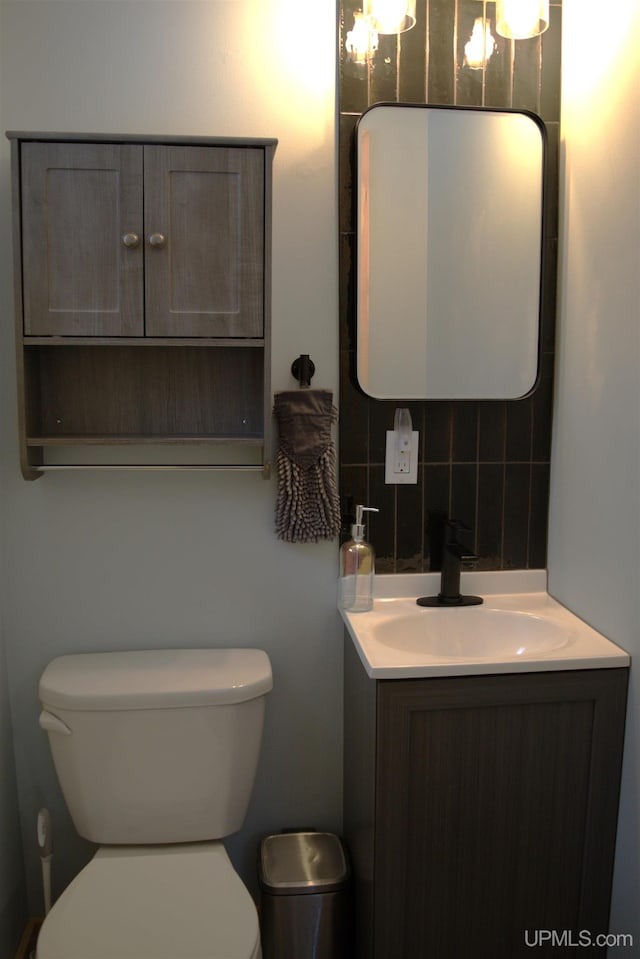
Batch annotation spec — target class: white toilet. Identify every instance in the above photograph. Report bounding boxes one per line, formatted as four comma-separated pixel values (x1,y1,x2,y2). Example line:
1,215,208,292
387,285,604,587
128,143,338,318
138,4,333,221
36,647,273,959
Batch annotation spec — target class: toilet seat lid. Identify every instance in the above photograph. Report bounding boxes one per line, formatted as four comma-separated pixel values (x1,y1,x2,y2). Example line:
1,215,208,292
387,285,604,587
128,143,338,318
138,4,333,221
37,842,260,959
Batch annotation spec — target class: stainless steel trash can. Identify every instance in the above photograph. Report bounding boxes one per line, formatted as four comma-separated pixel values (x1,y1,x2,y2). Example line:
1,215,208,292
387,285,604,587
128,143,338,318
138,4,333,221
258,831,350,959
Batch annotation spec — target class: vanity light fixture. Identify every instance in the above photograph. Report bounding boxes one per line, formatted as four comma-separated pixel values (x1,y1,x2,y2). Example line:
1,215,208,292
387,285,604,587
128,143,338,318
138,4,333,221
345,11,379,64
363,0,416,35
495,0,549,38
464,16,497,69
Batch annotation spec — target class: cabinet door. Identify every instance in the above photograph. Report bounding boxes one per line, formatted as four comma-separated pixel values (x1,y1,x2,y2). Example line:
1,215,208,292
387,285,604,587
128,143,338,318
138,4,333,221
374,670,628,959
144,145,264,338
21,143,144,336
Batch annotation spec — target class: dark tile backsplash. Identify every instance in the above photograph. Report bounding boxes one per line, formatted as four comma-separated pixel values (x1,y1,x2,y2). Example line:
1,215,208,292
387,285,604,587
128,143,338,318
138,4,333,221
338,0,561,573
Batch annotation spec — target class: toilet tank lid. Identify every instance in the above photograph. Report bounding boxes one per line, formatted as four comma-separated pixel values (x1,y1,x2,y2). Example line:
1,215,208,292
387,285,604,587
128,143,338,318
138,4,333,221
39,649,273,711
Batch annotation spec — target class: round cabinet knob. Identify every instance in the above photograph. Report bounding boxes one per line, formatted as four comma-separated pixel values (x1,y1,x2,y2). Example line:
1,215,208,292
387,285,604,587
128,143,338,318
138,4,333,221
148,232,167,248
122,232,140,248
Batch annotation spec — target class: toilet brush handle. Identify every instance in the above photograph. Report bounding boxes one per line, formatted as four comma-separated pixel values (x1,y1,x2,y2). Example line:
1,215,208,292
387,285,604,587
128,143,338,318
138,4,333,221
41,857,52,916
37,808,53,858
37,808,53,915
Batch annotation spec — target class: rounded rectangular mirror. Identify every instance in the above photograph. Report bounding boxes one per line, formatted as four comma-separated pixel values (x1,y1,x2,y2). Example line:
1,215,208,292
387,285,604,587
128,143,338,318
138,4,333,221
356,104,546,400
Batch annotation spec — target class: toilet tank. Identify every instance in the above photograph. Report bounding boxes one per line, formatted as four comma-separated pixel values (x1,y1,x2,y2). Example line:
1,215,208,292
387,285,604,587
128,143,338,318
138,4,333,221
39,648,273,845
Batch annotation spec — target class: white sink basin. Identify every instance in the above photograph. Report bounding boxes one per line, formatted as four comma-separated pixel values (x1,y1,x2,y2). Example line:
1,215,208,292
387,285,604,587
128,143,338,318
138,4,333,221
340,570,630,678
374,607,571,660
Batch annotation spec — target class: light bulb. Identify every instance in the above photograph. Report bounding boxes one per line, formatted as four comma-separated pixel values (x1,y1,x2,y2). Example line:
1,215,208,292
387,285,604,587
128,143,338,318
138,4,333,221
496,0,549,39
464,17,497,69
346,11,379,63
364,0,416,35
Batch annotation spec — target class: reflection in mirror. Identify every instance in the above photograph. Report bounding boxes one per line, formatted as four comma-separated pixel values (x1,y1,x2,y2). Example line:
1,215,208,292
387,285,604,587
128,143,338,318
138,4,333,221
356,104,545,400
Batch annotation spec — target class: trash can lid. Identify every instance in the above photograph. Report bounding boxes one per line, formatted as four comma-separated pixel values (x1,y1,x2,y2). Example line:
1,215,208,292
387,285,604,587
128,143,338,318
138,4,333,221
259,832,349,895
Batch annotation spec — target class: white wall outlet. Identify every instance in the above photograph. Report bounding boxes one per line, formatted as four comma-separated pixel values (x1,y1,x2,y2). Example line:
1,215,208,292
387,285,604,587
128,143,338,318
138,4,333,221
385,430,419,484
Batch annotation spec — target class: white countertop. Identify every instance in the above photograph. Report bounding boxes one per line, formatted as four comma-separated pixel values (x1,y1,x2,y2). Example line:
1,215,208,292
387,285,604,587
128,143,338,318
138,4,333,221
340,570,631,678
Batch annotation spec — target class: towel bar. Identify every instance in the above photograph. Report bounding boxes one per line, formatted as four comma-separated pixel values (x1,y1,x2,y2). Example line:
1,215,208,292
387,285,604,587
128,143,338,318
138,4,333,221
36,463,272,478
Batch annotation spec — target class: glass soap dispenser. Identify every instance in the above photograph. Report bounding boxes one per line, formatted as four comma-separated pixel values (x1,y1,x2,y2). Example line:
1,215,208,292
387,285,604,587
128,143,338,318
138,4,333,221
339,505,379,612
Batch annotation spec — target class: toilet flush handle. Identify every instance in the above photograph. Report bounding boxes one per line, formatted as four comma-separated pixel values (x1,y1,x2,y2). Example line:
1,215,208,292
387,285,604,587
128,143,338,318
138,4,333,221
39,710,72,736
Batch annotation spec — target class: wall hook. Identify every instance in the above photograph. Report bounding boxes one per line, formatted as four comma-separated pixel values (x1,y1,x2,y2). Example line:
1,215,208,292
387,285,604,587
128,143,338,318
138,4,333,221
291,354,316,387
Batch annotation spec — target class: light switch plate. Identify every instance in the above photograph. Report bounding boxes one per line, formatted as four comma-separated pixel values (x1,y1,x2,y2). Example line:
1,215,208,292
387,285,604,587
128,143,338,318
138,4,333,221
385,430,419,484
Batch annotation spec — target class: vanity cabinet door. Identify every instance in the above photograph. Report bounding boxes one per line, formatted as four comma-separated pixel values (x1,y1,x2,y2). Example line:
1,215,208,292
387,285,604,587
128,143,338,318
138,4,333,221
144,145,264,338
342,641,629,959
373,670,628,959
20,142,144,336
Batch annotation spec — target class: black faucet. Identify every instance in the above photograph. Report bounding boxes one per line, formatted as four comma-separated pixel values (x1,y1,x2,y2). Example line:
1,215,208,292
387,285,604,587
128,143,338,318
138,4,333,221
417,520,483,607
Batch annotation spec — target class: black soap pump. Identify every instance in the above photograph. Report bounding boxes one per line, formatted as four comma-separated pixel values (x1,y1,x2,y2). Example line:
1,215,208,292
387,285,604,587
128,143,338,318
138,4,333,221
339,505,379,612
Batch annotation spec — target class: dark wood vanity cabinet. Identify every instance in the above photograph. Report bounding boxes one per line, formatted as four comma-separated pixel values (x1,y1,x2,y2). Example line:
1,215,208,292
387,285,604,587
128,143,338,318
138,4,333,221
343,640,629,959
8,132,276,478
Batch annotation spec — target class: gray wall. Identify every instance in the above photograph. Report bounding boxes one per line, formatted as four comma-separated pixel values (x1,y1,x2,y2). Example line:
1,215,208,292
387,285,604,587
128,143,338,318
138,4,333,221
0,0,29,946
549,0,640,948
0,629,27,955
0,0,340,913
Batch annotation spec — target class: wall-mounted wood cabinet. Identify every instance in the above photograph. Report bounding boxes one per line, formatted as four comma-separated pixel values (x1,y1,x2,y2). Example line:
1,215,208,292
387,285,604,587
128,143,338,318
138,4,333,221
8,132,277,479
344,639,629,958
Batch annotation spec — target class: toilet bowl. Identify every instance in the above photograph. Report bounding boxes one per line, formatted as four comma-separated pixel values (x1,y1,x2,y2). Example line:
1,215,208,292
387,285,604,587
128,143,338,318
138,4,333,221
36,842,261,959
37,648,272,959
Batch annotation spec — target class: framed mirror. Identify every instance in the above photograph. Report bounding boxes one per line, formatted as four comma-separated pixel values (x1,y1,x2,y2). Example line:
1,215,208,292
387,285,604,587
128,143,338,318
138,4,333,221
356,104,546,400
